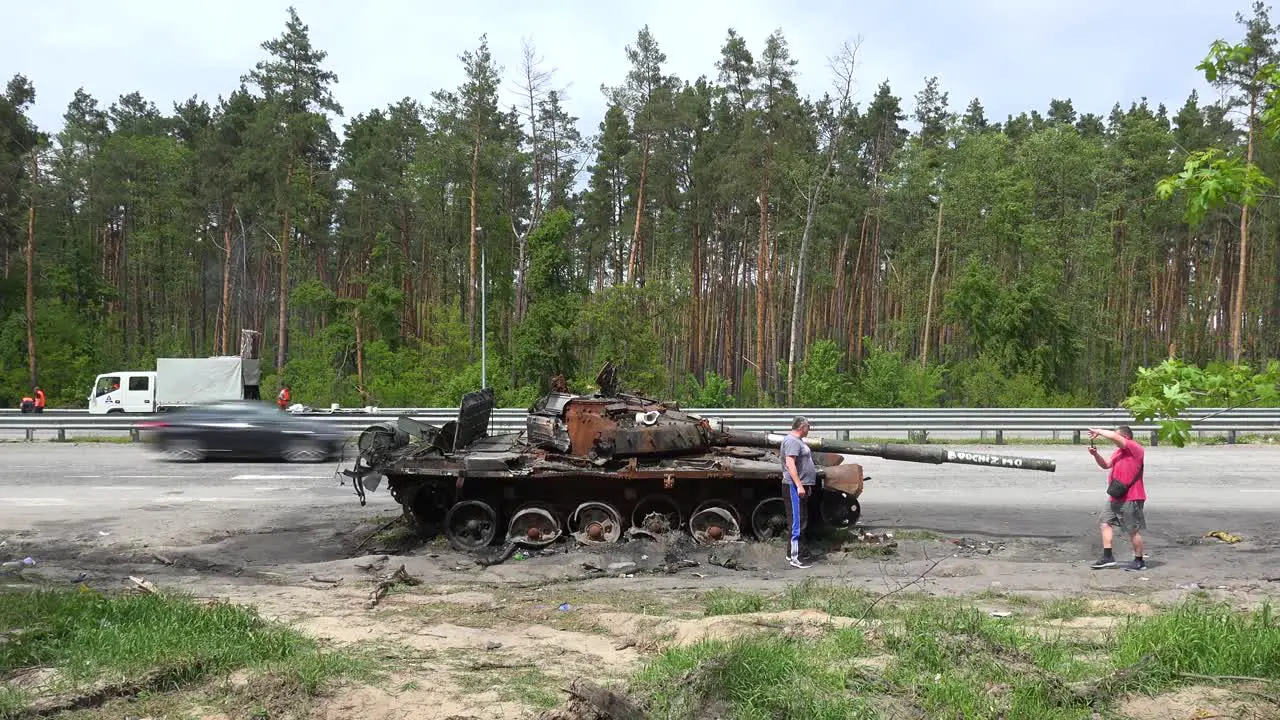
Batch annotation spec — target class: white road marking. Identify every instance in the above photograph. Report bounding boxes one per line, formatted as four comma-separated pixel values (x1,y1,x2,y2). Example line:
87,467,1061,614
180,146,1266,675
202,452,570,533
67,475,102,479
92,486,153,491
231,474,327,480
1239,488,1280,493
114,475,180,479
11,498,69,506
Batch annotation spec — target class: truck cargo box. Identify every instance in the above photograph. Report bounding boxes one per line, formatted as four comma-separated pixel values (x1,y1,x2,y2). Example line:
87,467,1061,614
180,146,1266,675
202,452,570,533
156,357,245,405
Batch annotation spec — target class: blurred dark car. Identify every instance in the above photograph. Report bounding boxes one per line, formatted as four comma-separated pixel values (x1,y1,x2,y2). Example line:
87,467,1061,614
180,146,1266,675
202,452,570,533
138,401,347,463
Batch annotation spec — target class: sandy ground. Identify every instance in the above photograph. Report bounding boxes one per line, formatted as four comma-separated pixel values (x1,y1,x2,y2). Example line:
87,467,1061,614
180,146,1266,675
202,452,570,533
3,442,1279,718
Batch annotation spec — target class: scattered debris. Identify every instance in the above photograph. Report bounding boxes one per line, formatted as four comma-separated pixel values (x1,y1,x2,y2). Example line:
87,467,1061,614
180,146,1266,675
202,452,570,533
1,557,35,574
1176,582,1203,590
469,660,534,671
23,661,208,716
308,575,341,585
660,559,700,574
1057,654,1155,706
128,576,157,594
365,564,421,609
1205,530,1242,544
535,678,646,720
707,553,753,571
949,537,1006,555
354,515,406,552
990,611,1013,618
484,641,503,651
354,555,389,572
474,541,520,567
151,554,174,566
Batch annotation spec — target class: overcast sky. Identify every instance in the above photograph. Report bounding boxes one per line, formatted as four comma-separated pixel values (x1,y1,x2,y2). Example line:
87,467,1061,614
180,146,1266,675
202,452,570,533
1,0,1262,143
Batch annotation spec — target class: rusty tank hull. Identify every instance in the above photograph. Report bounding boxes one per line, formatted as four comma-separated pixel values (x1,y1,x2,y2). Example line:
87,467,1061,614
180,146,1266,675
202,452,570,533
342,364,1056,551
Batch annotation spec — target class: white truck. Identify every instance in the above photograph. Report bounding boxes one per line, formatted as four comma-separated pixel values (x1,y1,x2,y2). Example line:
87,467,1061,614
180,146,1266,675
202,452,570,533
87,356,263,414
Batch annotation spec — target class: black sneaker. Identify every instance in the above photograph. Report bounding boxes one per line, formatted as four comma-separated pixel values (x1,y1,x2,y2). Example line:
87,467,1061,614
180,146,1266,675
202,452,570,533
1090,556,1117,569
1124,559,1148,572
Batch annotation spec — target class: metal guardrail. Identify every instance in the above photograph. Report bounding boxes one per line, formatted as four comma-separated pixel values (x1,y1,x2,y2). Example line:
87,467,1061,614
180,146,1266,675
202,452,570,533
2,407,1279,445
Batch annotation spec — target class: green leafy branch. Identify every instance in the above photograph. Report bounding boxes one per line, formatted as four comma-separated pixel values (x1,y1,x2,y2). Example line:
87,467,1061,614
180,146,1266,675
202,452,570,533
1122,358,1280,447
1155,149,1274,225
1157,40,1279,226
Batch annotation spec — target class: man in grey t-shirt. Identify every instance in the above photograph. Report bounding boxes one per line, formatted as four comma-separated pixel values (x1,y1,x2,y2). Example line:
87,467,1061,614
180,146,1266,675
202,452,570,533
781,416,817,568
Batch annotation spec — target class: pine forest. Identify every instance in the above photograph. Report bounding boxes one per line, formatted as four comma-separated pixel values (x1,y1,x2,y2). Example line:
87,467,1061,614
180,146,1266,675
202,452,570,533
3,4,1280,411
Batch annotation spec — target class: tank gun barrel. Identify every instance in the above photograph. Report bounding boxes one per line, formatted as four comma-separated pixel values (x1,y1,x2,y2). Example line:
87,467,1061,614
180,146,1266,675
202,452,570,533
716,430,1056,472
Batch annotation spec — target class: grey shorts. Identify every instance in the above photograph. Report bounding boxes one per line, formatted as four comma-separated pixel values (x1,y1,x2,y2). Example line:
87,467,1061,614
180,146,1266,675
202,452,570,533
1102,499,1146,534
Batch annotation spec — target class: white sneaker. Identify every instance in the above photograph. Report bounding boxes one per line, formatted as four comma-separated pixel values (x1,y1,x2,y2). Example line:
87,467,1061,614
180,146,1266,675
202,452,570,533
789,557,812,569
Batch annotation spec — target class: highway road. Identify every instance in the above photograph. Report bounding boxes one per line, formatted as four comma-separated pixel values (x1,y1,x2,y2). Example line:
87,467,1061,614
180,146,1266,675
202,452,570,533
3,442,1277,598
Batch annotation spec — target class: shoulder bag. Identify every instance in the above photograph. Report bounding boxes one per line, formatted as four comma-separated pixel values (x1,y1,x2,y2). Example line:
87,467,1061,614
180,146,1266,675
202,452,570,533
1107,461,1143,499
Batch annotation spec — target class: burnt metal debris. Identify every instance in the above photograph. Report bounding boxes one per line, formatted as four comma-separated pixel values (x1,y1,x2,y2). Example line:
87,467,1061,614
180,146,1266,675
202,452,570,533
342,362,1057,552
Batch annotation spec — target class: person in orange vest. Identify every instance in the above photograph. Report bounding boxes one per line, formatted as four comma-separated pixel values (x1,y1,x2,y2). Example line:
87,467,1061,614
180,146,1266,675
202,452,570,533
33,387,46,413
20,394,34,413
276,384,291,410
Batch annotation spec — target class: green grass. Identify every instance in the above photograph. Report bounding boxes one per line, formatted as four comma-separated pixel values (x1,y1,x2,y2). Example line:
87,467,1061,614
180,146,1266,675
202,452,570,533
455,665,562,710
703,579,876,619
1113,599,1280,691
0,587,374,718
1041,598,1090,620
879,599,1101,719
631,627,877,720
629,588,1278,719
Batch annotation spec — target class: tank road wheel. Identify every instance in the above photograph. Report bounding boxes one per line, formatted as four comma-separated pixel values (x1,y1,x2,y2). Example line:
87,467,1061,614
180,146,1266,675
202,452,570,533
750,497,789,540
693,499,742,527
630,494,683,537
506,502,563,548
444,500,499,551
689,502,742,544
401,483,449,540
820,491,862,530
570,502,623,544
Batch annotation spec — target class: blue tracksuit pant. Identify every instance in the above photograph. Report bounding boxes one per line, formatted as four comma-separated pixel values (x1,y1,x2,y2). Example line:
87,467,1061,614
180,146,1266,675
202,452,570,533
783,482,809,558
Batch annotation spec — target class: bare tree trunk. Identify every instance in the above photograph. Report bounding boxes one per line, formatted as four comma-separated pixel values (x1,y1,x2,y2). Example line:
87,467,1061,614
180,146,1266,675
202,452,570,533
25,152,38,389
469,119,482,344
755,155,770,405
786,40,859,404
514,223,528,323
1231,88,1258,364
355,308,366,404
691,218,702,375
627,136,650,284
219,203,236,355
275,157,294,373
921,198,944,367
400,203,415,339
276,204,291,372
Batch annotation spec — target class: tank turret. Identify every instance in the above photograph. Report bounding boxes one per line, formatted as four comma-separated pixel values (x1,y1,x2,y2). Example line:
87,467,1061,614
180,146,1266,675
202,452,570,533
343,362,1057,552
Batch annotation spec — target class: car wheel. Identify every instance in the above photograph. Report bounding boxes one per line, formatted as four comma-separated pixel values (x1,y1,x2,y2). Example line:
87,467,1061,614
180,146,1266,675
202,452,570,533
283,439,326,463
164,439,206,462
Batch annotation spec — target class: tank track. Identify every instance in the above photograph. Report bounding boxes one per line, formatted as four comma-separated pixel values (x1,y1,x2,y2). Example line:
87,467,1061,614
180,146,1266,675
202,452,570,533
386,473,861,552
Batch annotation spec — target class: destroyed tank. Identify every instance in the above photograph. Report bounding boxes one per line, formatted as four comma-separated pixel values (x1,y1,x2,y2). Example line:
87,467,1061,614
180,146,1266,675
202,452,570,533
343,363,1057,551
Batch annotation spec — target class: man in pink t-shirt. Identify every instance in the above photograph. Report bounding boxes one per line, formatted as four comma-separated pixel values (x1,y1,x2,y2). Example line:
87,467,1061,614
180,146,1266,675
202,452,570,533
1086,425,1147,571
